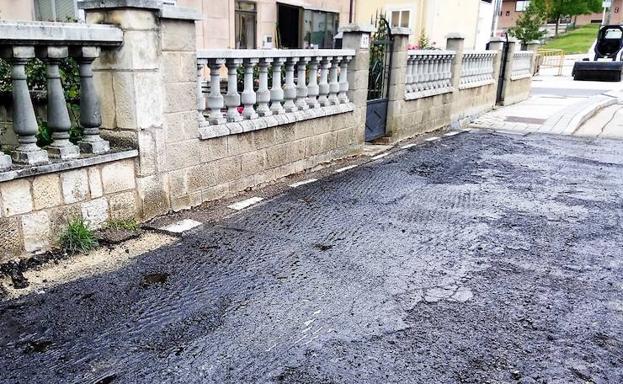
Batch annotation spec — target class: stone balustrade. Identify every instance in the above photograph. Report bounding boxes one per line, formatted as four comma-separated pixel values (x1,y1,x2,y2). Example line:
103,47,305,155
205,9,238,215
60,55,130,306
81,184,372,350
0,21,123,170
459,51,497,89
196,49,356,139
510,51,534,80
405,50,456,100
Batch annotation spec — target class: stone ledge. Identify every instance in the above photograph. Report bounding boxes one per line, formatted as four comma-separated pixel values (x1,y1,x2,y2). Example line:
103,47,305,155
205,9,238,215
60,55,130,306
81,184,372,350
510,73,532,81
458,79,495,90
405,87,454,101
197,48,356,60
199,103,355,140
0,150,138,183
0,21,123,47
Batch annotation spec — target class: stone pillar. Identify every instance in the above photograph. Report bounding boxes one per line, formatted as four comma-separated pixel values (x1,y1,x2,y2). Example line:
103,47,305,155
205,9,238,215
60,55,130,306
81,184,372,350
81,0,201,219
526,40,541,74
340,24,373,146
501,38,518,105
385,28,411,140
526,40,541,52
446,33,465,91
489,37,504,83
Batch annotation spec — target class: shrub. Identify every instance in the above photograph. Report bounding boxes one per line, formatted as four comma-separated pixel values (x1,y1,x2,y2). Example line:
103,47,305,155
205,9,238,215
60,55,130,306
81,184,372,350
59,218,98,254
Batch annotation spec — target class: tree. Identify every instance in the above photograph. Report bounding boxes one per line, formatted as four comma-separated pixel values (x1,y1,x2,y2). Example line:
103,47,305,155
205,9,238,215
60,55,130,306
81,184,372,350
546,0,603,36
509,1,548,45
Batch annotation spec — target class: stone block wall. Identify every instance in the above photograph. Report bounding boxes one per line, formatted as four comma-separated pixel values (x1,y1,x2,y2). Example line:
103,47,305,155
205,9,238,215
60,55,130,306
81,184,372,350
453,83,497,123
0,157,139,262
502,77,532,106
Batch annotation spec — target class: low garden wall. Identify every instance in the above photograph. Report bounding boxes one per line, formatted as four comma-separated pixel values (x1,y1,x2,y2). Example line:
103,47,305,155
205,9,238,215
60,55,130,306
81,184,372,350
0,1,535,259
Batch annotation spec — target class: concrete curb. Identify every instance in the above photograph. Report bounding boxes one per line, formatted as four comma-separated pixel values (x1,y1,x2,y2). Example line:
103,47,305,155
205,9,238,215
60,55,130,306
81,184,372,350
540,94,618,135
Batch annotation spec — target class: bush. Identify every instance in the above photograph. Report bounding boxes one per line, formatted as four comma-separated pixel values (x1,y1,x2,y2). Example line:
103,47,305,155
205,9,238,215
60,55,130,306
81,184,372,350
0,58,80,100
59,218,98,254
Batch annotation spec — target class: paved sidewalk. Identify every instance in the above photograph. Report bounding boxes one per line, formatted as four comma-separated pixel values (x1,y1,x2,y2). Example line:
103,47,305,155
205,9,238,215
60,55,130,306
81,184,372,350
470,73,623,136
2,131,622,383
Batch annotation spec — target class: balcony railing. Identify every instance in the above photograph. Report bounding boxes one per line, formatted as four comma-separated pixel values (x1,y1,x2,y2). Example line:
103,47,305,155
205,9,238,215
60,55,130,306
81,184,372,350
196,49,355,139
0,21,123,169
405,50,456,100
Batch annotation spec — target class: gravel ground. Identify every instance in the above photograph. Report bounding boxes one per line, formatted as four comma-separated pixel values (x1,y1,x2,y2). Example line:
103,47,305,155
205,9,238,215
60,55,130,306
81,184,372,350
1,131,622,384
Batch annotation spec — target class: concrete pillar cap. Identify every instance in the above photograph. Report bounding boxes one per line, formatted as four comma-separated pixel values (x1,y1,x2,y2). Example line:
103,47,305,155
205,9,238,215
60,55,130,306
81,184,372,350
339,24,375,34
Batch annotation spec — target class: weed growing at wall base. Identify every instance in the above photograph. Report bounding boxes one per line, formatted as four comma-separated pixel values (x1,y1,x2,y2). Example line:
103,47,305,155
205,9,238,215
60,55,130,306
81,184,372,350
59,218,98,254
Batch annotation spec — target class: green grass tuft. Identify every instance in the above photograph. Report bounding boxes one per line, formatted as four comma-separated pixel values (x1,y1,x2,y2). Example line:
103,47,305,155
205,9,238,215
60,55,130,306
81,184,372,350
543,24,600,54
59,218,98,254
105,218,140,231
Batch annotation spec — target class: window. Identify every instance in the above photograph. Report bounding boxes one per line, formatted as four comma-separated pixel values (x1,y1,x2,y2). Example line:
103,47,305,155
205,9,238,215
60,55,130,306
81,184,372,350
390,10,411,28
515,1,530,12
235,1,257,49
303,10,339,49
35,0,77,22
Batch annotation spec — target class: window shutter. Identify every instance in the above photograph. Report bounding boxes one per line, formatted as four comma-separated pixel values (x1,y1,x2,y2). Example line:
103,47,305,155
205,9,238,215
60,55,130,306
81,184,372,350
55,0,77,21
35,0,55,21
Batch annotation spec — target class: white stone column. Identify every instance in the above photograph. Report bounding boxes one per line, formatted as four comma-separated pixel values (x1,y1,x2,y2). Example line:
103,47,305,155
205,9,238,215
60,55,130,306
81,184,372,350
306,56,320,109
283,56,298,113
196,61,207,124
207,59,226,125
328,56,341,105
338,56,351,104
241,58,259,120
270,57,286,115
225,58,242,122
318,56,331,107
256,57,273,117
295,56,310,111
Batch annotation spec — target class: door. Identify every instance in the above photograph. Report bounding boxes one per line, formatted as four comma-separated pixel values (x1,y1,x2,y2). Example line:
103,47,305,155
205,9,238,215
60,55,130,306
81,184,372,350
365,17,393,142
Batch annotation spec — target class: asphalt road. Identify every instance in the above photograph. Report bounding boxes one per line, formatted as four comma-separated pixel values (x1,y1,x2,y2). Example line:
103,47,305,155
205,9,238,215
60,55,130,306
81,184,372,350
2,131,622,384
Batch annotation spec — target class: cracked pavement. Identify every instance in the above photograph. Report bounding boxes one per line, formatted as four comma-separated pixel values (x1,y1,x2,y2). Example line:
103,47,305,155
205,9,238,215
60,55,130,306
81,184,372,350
1,131,623,383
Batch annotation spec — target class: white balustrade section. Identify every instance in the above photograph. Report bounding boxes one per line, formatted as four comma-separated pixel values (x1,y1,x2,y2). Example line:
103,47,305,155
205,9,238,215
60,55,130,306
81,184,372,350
459,51,497,89
405,50,455,100
196,49,355,140
511,51,534,80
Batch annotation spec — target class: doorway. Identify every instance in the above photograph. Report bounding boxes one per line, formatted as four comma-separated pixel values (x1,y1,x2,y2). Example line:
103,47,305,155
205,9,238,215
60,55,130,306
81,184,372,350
277,3,300,49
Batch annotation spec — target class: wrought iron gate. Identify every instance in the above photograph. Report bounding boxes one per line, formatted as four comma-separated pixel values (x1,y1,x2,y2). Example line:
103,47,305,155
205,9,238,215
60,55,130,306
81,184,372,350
365,17,393,142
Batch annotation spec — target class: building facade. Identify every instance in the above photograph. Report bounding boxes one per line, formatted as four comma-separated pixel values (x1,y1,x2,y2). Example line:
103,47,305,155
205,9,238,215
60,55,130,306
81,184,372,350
498,0,623,33
354,0,496,50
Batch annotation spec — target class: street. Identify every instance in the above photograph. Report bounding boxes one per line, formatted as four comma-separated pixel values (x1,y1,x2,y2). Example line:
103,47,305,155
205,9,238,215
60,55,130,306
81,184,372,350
1,130,622,383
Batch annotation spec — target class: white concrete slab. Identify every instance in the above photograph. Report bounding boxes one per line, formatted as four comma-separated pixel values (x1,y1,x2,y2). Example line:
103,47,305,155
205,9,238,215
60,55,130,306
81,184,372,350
159,219,203,234
289,179,318,188
335,165,358,173
227,197,264,210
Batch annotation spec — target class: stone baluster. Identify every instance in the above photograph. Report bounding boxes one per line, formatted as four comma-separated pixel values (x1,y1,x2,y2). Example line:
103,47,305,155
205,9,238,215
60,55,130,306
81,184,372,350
306,56,320,109
283,56,298,113
196,60,208,124
0,46,48,165
445,55,452,87
207,59,226,125
411,56,419,92
415,56,424,92
256,57,273,117
423,55,431,90
295,56,310,111
338,56,351,104
328,56,341,105
435,55,442,88
225,58,242,122
241,58,258,120
71,46,110,154
38,46,79,159
405,55,414,93
270,57,286,115
318,56,331,107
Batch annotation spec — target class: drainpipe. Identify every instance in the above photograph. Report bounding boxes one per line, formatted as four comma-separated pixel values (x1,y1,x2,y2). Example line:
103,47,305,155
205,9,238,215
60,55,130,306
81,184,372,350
349,0,354,23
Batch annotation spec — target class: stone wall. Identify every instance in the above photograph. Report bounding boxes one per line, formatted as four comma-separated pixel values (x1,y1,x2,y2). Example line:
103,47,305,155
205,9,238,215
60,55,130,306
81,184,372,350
0,155,138,262
502,77,532,106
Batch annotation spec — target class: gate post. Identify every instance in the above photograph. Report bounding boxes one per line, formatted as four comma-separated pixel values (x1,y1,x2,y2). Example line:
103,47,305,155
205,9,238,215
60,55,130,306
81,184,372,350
385,28,411,139
446,33,465,91
340,24,374,146
501,38,518,106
